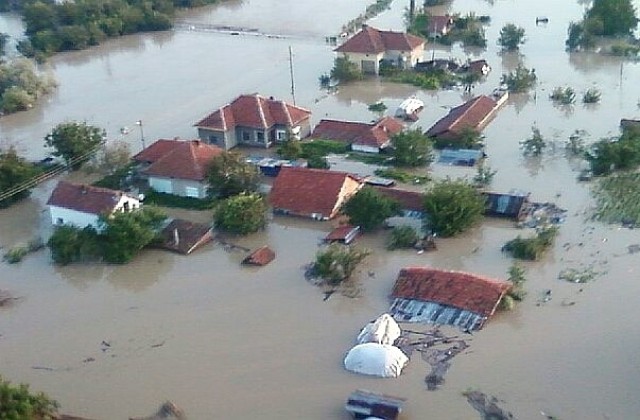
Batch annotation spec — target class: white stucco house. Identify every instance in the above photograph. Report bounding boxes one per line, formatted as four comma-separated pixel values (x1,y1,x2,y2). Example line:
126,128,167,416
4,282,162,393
46,181,141,229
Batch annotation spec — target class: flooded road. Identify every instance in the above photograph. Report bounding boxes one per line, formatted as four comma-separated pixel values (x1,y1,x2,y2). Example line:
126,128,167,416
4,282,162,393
2,0,640,418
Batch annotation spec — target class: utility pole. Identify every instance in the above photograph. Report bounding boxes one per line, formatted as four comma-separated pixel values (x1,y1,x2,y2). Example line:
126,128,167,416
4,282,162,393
136,120,146,150
289,46,296,105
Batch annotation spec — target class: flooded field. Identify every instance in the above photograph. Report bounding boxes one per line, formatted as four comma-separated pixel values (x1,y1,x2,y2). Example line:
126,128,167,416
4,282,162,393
2,0,640,418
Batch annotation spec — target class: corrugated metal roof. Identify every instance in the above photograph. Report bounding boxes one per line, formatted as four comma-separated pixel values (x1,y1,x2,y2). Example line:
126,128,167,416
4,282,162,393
390,297,487,331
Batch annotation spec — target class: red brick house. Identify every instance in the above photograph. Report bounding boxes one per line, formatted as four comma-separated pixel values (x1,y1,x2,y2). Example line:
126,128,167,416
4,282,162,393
194,93,312,150
133,139,223,199
310,116,404,153
269,167,363,220
335,25,425,74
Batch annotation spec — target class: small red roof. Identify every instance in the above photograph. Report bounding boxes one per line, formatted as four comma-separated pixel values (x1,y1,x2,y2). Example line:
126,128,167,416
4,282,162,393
141,140,222,181
426,95,497,139
195,94,311,131
311,117,404,148
243,246,276,266
46,181,132,215
325,225,360,242
391,267,511,317
335,25,425,54
158,219,213,255
269,167,362,219
373,187,425,212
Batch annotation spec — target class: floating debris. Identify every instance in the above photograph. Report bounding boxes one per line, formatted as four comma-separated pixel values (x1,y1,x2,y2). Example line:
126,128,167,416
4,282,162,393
464,390,514,420
558,267,599,284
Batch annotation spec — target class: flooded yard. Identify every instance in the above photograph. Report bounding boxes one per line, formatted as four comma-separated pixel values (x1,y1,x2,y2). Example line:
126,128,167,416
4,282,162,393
2,0,640,418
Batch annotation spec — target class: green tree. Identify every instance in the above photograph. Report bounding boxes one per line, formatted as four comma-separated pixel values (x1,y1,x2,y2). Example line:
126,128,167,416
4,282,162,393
502,226,558,260
391,128,433,167
586,128,640,175
498,23,525,50
214,192,267,235
434,125,485,150
501,65,537,93
45,121,104,169
586,0,638,36
423,178,486,237
342,186,402,231
473,162,496,187
521,126,546,156
206,151,261,199
312,243,370,285
0,147,39,208
100,207,166,264
277,138,302,160
330,56,362,83
47,225,100,265
387,225,419,250
0,375,59,419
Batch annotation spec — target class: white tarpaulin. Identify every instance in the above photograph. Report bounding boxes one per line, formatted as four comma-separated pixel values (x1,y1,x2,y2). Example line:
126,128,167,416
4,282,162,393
356,313,402,346
343,343,408,378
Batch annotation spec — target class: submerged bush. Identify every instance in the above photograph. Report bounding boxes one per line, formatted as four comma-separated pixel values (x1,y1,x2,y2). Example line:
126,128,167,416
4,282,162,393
387,225,419,250
502,226,558,260
312,243,370,286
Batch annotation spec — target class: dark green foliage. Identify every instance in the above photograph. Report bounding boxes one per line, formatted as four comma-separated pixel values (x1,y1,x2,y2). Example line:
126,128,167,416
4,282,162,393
312,243,370,285
330,57,362,83
100,207,166,264
374,168,430,184
143,190,217,210
206,151,261,199
521,127,546,156
387,225,419,250
433,126,484,150
586,0,638,36
45,121,104,169
300,139,349,157
586,127,640,175
502,226,558,260
0,147,40,208
501,65,537,93
47,225,101,265
368,101,387,113
391,129,434,167
214,193,267,235
473,163,496,187
498,23,525,50
610,41,640,57
342,186,402,231
550,86,576,105
3,246,28,264
306,154,330,169
387,70,452,90
592,172,640,224
0,58,56,114
423,179,486,237
277,139,302,160
506,263,527,301
91,163,134,190
582,88,601,104
0,375,59,418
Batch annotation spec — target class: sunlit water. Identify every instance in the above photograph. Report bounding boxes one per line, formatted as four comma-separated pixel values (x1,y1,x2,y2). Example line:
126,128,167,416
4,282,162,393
1,1,640,418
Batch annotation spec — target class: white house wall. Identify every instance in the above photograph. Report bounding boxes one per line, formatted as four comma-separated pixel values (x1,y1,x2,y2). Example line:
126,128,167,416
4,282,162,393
149,176,208,199
352,144,380,154
49,206,100,229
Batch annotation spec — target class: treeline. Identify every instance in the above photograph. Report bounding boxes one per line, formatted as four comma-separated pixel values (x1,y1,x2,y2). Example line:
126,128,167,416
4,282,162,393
9,0,222,58
0,58,56,113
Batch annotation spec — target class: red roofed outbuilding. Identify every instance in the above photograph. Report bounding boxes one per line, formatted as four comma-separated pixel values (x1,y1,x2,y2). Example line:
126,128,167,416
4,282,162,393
335,25,425,75
194,93,312,151
310,117,404,154
426,95,500,144
269,167,363,220
133,139,222,199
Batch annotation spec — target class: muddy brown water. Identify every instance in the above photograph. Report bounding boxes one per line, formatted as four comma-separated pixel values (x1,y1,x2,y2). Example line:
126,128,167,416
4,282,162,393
2,0,640,418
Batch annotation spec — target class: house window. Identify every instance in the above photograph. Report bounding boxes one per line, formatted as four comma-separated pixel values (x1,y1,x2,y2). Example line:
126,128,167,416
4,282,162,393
242,131,251,142
208,135,219,145
123,202,130,212
56,217,64,225
276,130,287,141
185,187,200,198
256,131,264,142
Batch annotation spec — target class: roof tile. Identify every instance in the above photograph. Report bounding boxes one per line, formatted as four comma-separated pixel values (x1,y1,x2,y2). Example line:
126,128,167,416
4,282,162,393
141,139,223,181
335,25,424,54
46,181,131,215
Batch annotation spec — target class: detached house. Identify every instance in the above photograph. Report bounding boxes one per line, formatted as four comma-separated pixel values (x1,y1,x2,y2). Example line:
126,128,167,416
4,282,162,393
133,139,222,199
194,93,312,150
47,181,140,229
334,25,425,75
269,167,363,220
310,116,404,154
426,95,501,142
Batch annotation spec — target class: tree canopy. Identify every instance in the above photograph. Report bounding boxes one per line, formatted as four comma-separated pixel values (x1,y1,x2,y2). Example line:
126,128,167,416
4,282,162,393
342,186,402,231
312,243,370,285
0,147,39,208
214,192,267,234
391,128,434,167
586,126,640,175
586,0,638,36
330,57,362,83
0,58,56,114
501,65,537,93
206,151,261,199
498,23,525,50
423,178,486,237
0,375,59,419
45,121,104,169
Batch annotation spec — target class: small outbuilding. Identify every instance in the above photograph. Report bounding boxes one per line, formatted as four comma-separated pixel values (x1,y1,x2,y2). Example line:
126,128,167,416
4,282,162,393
325,225,360,245
345,389,406,420
343,343,408,378
157,219,213,255
242,246,276,266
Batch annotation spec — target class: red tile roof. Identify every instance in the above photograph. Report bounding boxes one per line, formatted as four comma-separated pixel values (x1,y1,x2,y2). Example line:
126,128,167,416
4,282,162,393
141,140,222,181
195,94,311,131
325,225,360,242
373,187,425,212
391,267,511,317
46,181,131,215
426,95,497,139
269,167,362,219
158,219,213,255
335,25,425,54
311,117,404,148
132,139,182,164
243,246,276,266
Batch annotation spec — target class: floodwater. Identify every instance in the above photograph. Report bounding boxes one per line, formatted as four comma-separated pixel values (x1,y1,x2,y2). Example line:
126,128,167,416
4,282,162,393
1,0,640,418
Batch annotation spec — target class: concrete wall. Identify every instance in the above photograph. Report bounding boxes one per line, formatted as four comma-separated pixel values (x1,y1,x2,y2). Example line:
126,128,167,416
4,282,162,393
339,52,384,74
49,206,100,229
149,176,208,199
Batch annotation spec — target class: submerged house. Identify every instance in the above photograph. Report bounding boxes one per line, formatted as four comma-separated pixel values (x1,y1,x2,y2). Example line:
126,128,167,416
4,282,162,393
373,186,425,218
157,219,213,255
483,191,530,220
334,25,425,75
47,181,141,229
426,95,502,143
389,267,511,331
309,117,404,154
269,167,363,220
194,93,312,150
133,139,223,199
